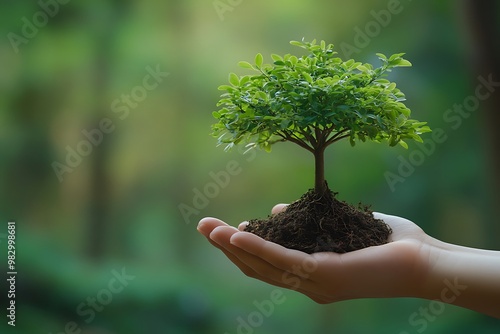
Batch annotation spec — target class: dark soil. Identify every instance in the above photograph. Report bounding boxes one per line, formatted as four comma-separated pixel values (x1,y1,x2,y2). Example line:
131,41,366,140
244,187,392,254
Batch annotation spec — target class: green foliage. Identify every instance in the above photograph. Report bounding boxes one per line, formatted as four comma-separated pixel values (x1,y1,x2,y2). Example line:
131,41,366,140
212,39,430,154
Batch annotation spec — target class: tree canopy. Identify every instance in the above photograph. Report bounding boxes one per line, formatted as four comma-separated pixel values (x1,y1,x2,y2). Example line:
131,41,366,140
212,39,430,155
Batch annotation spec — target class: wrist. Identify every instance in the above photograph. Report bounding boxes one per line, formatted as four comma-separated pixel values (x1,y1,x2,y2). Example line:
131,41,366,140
417,236,463,301
418,235,500,318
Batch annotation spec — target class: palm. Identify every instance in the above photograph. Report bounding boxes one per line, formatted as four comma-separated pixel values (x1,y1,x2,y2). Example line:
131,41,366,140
198,208,429,304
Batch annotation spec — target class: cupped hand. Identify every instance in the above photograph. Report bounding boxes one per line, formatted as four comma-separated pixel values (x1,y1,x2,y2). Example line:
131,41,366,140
197,204,431,304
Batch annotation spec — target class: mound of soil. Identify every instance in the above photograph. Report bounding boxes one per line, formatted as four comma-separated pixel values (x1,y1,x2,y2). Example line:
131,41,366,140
244,187,392,254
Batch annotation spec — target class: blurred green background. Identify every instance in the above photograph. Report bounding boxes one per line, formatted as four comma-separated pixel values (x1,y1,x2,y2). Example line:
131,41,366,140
1,0,499,333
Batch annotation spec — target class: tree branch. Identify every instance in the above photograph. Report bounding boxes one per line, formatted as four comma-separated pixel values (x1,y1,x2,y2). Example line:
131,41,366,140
325,131,350,146
294,127,316,149
278,131,315,153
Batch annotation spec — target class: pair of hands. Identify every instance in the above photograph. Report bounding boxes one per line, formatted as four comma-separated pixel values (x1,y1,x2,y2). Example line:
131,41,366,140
197,204,431,304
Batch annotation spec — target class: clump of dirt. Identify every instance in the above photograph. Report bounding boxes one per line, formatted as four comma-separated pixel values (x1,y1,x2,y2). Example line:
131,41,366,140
244,187,392,254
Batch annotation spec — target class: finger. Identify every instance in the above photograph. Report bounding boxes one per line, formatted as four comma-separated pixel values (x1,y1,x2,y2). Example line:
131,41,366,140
208,226,265,277
229,232,338,294
230,231,312,272
198,218,234,254
199,221,242,259
211,227,325,294
210,227,300,285
209,225,240,244
210,226,286,281
227,232,337,299
202,221,331,300
271,204,288,215
197,217,229,237
238,221,249,231
229,232,351,296
198,220,262,278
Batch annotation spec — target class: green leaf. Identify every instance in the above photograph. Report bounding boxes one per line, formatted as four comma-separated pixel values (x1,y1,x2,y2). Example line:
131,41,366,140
389,135,399,146
418,126,432,133
412,121,428,128
396,59,412,67
218,84,233,91
357,64,370,72
271,54,283,62
240,75,251,86
229,73,240,86
411,134,424,143
302,72,313,83
256,91,268,100
255,53,263,68
238,61,254,69
262,142,272,152
344,59,355,68
398,140,409,149
290,40,304,47
280,119,290,129
389,53,406,61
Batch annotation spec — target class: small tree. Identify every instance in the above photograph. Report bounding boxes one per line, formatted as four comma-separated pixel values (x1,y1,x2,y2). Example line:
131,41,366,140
212,39,430,195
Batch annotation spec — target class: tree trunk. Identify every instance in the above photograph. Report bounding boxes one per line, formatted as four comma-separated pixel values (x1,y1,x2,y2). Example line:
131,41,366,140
314,148,327,195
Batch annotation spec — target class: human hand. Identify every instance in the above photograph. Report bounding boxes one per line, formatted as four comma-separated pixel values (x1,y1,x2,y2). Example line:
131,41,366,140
197,204,431,304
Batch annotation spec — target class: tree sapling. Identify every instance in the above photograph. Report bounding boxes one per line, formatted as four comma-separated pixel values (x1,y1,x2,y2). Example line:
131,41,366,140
212,39,430,253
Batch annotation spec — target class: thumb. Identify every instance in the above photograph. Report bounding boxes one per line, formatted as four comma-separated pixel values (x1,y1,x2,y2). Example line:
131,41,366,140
272,203,288,215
